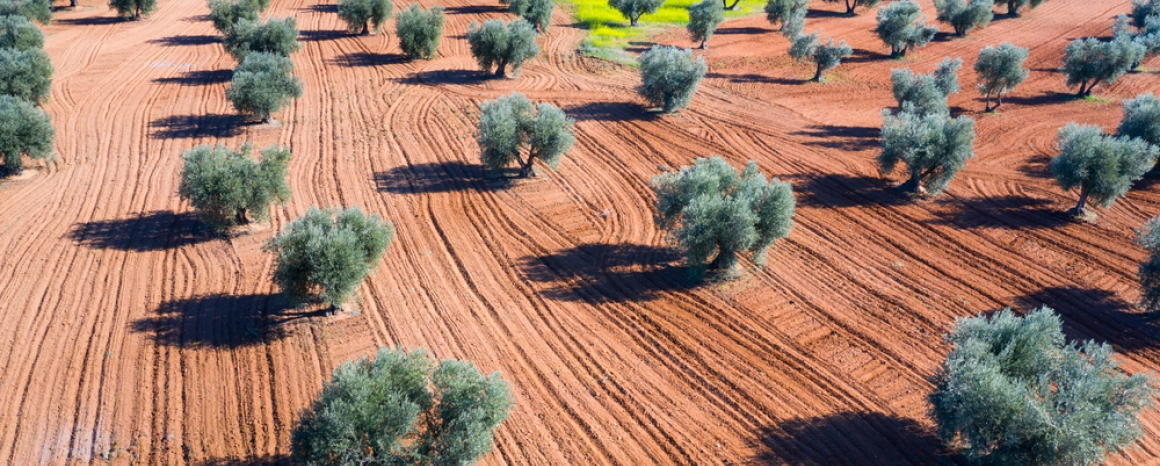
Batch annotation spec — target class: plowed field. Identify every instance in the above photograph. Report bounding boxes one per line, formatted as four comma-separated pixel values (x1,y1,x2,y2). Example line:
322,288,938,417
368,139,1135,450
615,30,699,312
4,0,1160,463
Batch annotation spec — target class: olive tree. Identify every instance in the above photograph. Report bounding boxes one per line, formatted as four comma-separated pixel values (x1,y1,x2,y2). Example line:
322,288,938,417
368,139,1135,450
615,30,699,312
0,14,43,50
224,17,301,61
1062,36,1144,97
265,206,394,308
652,157,795,280
0,95,52,176
609,0,663,26
208,0,259,34
508,0,553,32
1003,0,1043,17
639,45,706,113
178,144,291,232
337,0,391,35
226,52,303,123
687,0,723,49
466,19,540,78
875,0,937,57
934,0,992,36
291,347,513,466
396,3,444,60
789,31,852,82
0,47,51,105
1051,123,1158,217
1134,0,1160,29
1137,217,1160,313
931,307,1155,466
1118,93,1160,146
975,42,1028,111
879,110,976,194
891,57,961,117
764,0,807,37
477,92,574,178
0,0,50,24
822,0,879,16
109,0,156,20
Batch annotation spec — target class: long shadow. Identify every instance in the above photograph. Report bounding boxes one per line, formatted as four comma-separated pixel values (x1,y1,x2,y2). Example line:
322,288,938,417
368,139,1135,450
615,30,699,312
716,26,769,35
404,68,490,85
926,194,1070,230
300,3,337,13
153,69,233,86
805,8,848,18
705,72,804,85
566,101,655,122
148,34,218,46
131,294,322,349
197,456,293,466
299,28,346,41
521,243,692,303
57,16,124,25
844,47,890,64
68,211,214,251
443,4,505,14
1018,153,1054,179
794,172,910,208
150,113,245,139
1002,91,1075,106
330,52,406,67
755,412,963,465
1012,286,1158,352
375,161,507,194
792,124,878,151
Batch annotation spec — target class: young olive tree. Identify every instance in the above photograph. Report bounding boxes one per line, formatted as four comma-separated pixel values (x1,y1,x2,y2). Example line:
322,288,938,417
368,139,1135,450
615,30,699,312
508,0,553,32
109,0,156,20
226,52,303,123
608,0,663,26
178,144,291,232
875,0,937,58
0,0,50,24
789,31,852,82
975,42,1028,111
822,0,879,16
0,95,52,176
291,347,513,466
931,307,1155,466
1134,0,1160,29
1118,93,1160,146
477,92,575,178
337,0,392,35
687,0,723,49
224,17,301,61
1138,217,1160,313
1051,123,1158,217
1062,36,1144,97
208,0,259,34
891,57,961,117
466,19,540,78
879,110,976,194
764,0,807,37
652,156,795,280
638,45,707,113
0,14,43,50
0,47,51,105
1003,0,1043,17
934,0,992,36
396,3,444,60
265,206,394,308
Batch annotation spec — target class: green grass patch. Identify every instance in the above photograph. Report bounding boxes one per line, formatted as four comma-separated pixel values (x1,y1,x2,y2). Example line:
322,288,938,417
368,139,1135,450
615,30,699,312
565,0,767,60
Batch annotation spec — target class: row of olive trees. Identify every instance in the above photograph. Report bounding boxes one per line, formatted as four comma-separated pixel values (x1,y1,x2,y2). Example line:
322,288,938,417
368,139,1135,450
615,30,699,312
0,12,54,176
765,0,853,81
335,0,447,60
207,0,305,122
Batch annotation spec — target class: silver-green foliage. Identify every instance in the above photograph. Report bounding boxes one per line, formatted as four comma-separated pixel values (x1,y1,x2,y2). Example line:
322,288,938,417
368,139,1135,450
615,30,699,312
891,57,961,117
396,3,444,60
878,109,975,194
109,0,156,20
224,17,301,61
1138,217,1160,313
638,45,706,113
466,19,540,77
477,92,574,178
931,306,1155,466
208,0,259,34
0,0,49,24
822,0,879,15
0,14,42,50
1062,36,1144,97
266,206,394,307
337,0,392,34
1135,0,1160,29
291,347,513,466
1051,123,1158,215
687,0,723,49
975,42,1028,111
874,0,937,57
178,144,291,232
0,95,52,175
226,52,303,122
789,32,852,82
651,156,795,279
609,0,663,26
508,0,554,32
934,0,992,36
764,0,807,38
0,47,51,105
1118,93,1160,146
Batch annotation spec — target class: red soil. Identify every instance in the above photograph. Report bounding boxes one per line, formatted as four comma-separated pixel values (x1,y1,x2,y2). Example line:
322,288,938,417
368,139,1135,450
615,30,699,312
3,0,1160,463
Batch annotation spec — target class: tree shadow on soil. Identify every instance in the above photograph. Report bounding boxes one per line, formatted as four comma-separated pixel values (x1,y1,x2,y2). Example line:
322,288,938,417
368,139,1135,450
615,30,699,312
755,412,963,465
67,211,215,251
153,69,233,86
330,52,406,67
1001,91,1076,106
716,26,769,35
1012,286,1160,353
521,243,693,303
197,456,293,466
845,48,890,64
926,194,1070,230
132,293,324,349
299,28,346,41
56,16,124,25
151,113,245,139
404,68,490,85
443,4,505,14
566,101,655,122
148,34,218,46
300,3,337,13
705,72,805,85
794,173,910,208
805,8,848,18
792,124,879,151
375,161,508,194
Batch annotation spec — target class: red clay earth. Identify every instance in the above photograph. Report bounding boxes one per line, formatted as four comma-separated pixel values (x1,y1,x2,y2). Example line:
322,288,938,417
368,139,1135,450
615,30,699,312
2,0,1159,463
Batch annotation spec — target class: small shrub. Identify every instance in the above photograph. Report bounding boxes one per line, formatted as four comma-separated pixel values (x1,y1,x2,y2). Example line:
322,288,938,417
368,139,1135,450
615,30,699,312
1137,217,1160,313
0,47,51,105
0,95,52,176
687,0,723,49
878,109,976,195
1118,93,1160,146
608,0,664,26
822,0,879,15
931,306,1155,466
396,3,444,60
789,31,852,81
291,347,513,466
178,144,291,232
0,0,51,24
875,0,937,57
224,17,301,61
1051,123,1158,217
651,156,795,280
109,0,156,20
639,45,707,113
764,0,807,38
466,19,539,77
508,0,554,32
934,0,992,36
1062,36,1144,97
891,57,961,117
477,92,575,178
337,0,392,35
974,42,1028,111
0,14,43,50
1003,0,1044,17
207,0,259,34
226,52,303,122
265,206,394,308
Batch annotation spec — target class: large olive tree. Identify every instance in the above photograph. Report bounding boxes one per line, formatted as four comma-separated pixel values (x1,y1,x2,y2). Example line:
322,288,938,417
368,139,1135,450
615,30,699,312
178,144,292,232
874,0,937,57
1051,123,1158,218
638,45,707,113
878,109,976,195
477,92,575,178
466,19,540,77
0,95,52,176
975,42,1028,111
